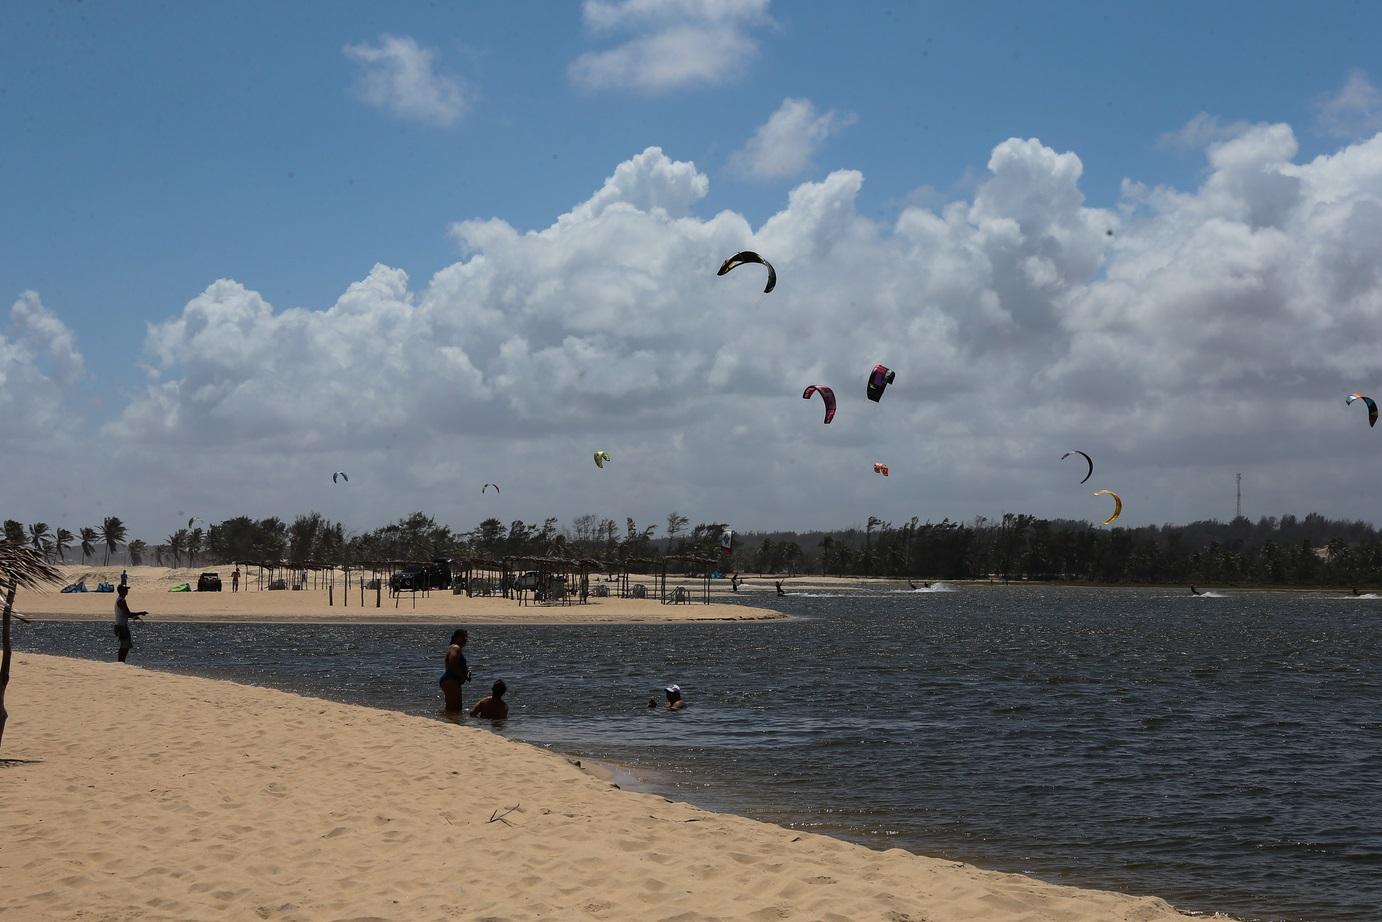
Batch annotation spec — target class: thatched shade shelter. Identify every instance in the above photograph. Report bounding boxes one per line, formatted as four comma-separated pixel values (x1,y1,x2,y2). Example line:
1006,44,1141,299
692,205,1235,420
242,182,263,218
502,556,594,606
458,558,504,597
658,555,716,605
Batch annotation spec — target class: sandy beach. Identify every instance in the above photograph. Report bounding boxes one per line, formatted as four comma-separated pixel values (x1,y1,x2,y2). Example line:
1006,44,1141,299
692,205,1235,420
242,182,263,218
14,565,783,624
0,653,1216,921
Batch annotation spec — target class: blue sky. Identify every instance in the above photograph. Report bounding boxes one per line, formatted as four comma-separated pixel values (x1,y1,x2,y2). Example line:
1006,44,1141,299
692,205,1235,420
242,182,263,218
5,1,1375,389
4,1,1382,535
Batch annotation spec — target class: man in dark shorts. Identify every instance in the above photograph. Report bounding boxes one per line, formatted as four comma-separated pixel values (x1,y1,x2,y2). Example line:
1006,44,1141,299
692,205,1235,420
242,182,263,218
113,585,147,663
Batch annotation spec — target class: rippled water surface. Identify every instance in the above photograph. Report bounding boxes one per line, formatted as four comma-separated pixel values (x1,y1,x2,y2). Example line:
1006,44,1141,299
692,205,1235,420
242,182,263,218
20,585,1382,921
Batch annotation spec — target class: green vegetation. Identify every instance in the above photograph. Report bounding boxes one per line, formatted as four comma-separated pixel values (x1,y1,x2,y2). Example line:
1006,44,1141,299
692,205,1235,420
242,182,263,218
5,510,1382,587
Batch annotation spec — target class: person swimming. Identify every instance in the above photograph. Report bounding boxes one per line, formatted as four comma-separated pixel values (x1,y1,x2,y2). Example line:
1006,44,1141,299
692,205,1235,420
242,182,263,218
469,679,508,720
662,684,686,710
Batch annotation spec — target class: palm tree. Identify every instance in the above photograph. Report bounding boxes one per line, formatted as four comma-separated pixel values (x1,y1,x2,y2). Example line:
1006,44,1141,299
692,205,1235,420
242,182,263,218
165,531,186,568
186,528,204,568
2,539,64,751
98,516,126,566
865,516,881,576
53,528,73,563
28,523,52,561
127,539,148,567
79,527,97,564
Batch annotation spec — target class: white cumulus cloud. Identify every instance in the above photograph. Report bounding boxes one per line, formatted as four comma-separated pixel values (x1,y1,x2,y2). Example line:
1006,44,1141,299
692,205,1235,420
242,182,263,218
1157,112,1257,151
570,0,770,93
728,97,856,180
343,34,466,126
14,124,1382,536
1316,69,1382,139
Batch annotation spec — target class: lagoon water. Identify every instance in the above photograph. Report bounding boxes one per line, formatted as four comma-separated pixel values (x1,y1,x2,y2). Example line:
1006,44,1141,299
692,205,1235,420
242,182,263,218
19,585,1382,921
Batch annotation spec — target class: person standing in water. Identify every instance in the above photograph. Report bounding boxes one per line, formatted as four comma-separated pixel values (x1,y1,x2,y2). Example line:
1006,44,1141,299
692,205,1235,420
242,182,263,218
438,629,471,713
113,585,147,663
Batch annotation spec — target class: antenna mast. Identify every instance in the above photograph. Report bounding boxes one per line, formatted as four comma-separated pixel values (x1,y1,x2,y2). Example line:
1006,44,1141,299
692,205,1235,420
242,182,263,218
1236,473,1242,519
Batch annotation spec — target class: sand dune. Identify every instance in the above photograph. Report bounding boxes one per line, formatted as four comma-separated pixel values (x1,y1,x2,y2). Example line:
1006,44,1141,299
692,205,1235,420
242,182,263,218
0,654,1220,921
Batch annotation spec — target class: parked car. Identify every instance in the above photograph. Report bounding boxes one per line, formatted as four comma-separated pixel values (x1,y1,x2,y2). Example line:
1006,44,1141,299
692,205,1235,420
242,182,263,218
389,558,452,593
197,572,222,592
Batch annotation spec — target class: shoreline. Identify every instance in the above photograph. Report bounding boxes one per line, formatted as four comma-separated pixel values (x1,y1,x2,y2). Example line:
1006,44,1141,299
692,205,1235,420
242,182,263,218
0,653,1223,921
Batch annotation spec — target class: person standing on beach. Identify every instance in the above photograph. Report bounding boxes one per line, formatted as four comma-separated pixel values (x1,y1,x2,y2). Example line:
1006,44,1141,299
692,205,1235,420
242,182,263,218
469,680,508,719
438,629,471,713
113,585,147,663
231,567,240,592
120,569,128,588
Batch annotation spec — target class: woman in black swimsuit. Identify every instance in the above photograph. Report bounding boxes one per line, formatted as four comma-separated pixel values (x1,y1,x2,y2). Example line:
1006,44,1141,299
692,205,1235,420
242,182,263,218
439,629,470,713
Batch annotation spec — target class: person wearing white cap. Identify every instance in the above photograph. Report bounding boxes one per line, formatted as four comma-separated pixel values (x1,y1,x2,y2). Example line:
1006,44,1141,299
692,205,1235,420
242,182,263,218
662,684,686,710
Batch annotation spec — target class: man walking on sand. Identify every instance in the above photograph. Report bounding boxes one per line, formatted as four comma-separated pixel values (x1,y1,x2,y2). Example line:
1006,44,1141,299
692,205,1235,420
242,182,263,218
113,585,148,663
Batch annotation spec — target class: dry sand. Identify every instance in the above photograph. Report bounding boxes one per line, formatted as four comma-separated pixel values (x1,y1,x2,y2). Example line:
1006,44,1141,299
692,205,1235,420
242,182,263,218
15,566,782,624
0,654,1217,921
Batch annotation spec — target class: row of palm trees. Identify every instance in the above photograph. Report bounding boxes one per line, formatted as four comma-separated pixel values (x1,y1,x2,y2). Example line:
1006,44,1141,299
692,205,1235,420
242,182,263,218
5,517,214,569
5,517,126,565
7,517,127,566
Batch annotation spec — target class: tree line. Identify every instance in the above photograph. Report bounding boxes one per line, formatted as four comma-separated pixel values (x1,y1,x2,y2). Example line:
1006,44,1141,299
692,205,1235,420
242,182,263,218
8,510,1382,586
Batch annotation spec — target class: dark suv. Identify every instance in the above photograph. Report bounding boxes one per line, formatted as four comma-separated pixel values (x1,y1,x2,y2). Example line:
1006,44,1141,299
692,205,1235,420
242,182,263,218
389,559,452,592
197,572,222,592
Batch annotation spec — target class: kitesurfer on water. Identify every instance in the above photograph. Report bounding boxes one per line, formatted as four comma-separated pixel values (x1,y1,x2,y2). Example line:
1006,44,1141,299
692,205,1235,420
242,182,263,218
775,580,786,597
1190,586,1202,596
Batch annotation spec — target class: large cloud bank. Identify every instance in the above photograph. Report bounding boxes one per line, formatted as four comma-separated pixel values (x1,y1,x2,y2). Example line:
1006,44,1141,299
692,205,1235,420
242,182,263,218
10,124,1382,535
